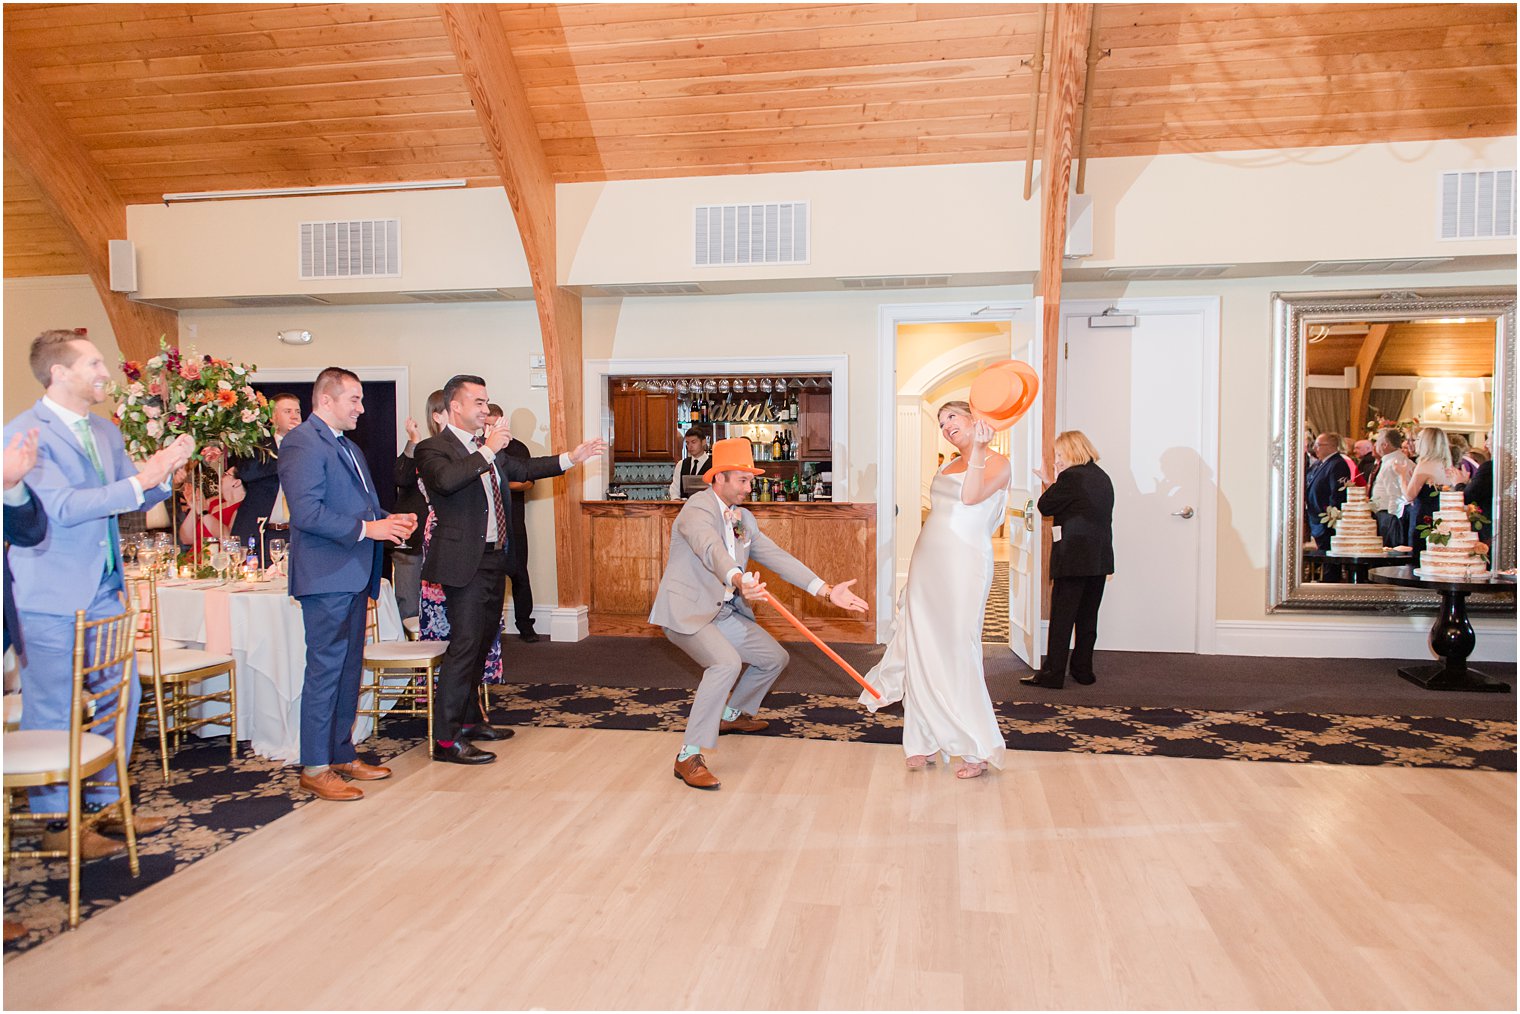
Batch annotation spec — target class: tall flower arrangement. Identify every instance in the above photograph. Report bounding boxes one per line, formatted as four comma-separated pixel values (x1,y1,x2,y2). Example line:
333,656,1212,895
112,337,272,461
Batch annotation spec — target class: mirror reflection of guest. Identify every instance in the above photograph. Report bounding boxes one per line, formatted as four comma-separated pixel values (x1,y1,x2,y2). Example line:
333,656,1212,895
1464,433,1494,545
1024,431,1116,690
1369,428,1410,545
669,427,711,500
1392,427,1466,550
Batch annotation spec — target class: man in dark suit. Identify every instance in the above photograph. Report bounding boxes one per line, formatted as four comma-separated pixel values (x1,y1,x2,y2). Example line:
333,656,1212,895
416,374,604,764
280,367,416,801
6,329,193,856
228,392,301,564
489,403,539,642
1305,431,1351,581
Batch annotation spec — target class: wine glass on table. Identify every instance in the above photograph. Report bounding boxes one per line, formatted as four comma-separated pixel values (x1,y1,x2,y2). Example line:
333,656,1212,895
121,539,139,573
227,542,247,581
209,545,230,586
267,538,287,578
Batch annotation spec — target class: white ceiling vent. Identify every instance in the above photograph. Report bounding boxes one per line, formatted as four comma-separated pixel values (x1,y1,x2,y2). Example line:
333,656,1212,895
399,289,518,303
840,275,951,289
1440,169,1516,239
300,219,400,279
224,294,332,307
595,282,705,296
1102,264,1231,280
695,202,808,266
1303,257,1455,275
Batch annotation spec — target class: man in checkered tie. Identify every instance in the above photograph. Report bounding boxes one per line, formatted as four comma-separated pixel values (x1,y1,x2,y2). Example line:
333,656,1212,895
5,329,194,855
415,374,605,765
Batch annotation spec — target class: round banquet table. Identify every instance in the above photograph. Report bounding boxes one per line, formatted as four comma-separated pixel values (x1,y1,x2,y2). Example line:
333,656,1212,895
1303,548,1414,584
152,574,405,762
1368,566,1517,693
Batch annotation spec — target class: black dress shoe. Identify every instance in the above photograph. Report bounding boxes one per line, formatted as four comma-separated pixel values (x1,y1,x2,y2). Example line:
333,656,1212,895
459,723,514,742
1070,672,1096,686
1019,672,1066,689
435,740,496,764
518,630,541,643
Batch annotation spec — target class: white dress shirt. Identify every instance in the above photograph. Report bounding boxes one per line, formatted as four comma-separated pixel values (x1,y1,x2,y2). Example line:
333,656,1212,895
670,452,711,499
1371,448,1410,514
447,424,574,544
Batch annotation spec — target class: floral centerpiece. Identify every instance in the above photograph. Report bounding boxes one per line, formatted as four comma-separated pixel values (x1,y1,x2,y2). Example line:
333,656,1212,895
112,337,272,462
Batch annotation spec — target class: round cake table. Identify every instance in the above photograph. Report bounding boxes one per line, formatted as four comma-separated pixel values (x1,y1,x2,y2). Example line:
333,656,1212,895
1303,549,1414,584
1368,566,1517,693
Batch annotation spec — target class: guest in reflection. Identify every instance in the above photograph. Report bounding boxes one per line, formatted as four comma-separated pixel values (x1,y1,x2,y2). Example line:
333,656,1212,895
1353,438,1377,483
1392,426,1465,550
1305,432,1351,551
491,403,540,643
1024,430,1116,691
1450,433,1483,480
669,426,711,500
1369,428,1410,545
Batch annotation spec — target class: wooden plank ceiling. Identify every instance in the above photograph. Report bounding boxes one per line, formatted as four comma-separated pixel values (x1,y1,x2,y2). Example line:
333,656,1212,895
1305,320,1497,378
5,2,1515,277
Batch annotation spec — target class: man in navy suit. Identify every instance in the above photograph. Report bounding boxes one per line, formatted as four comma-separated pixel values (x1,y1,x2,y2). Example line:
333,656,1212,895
1305,431,1351,581
228,391,302,564
4,428,47,665
5,329,194,857
279,367,416,801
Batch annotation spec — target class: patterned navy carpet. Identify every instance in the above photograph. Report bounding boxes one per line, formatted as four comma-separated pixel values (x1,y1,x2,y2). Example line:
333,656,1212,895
5,681,1514,956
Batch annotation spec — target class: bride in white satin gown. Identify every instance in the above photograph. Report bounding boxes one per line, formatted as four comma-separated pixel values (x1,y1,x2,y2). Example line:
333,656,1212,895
861,401,1010,778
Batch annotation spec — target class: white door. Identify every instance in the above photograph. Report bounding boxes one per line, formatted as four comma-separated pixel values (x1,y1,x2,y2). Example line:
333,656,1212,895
1057,298,1218,653
1005,304,1043,668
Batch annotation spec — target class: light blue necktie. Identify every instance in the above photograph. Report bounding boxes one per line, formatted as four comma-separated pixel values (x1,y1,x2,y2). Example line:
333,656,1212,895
74,419,117,575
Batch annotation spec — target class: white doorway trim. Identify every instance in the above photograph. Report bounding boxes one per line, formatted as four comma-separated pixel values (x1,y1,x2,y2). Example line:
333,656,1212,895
877,300,1034,642
1058,296,1221,654
248,365,411,448
580,354,850,501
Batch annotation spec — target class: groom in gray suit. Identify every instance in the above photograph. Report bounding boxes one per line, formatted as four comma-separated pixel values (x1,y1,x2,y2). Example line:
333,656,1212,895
651,438,868,789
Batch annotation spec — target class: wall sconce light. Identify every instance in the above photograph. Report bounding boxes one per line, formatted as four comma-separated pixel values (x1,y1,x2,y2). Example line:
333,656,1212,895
277,329,313,346
1435,395,1464,420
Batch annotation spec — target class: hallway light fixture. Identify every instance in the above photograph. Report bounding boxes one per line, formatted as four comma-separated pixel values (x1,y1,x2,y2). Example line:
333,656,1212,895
1088,307,1137,328
162,179,467,203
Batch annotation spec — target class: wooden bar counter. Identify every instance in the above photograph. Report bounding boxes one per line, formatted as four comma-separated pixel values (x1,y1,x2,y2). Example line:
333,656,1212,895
581,500,877,643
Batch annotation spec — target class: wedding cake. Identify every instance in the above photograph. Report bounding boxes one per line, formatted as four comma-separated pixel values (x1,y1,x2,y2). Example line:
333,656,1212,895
1329,485,1383,555
1418,490,1488,578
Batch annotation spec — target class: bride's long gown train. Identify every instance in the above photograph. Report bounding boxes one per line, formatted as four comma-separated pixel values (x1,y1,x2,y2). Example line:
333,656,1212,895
862,468,1007,768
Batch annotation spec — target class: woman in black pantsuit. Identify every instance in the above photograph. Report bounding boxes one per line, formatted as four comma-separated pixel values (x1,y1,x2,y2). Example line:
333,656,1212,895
1022,430,1115,689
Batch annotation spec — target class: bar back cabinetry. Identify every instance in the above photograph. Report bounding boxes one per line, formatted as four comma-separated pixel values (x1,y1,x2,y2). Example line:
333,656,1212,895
611,389,679,462
582,501,876,643
798,390,832,460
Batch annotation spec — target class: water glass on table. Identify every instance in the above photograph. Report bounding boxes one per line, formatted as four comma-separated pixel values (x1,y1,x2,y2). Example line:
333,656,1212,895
267,538,288,578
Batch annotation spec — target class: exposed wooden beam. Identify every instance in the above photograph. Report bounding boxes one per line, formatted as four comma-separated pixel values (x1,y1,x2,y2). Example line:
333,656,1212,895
1038,3,1092,468
2,48,176,364
438,3,590,610
1349,323,1392,438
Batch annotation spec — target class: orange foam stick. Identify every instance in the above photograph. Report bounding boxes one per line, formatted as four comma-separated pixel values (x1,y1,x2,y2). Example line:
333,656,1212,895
759,590,880,699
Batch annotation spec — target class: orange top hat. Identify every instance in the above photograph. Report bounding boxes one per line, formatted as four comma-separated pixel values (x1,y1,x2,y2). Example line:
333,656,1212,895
969,359,1039,431
703,437,767,483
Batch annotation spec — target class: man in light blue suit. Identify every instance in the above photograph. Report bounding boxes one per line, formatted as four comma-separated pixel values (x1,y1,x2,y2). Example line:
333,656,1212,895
5,330,193,858
279,367,416,802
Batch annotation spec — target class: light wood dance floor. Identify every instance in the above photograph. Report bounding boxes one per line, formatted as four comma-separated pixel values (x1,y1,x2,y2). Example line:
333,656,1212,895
5,727,1514,1010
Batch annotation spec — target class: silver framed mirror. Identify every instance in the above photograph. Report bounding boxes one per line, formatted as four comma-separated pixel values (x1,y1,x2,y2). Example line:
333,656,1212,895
1269,286,1516,612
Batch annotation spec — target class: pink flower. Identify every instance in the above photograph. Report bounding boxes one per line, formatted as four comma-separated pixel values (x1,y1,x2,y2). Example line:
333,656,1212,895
178,361,202,380
145,420,163,438
241,408,259,423
173,402,190,414
217,379,233,391
148,381,165,397
145,405,161,419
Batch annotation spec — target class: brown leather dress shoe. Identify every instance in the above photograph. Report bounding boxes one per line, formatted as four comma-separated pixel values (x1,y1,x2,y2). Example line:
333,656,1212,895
39,827,126,861
718,714,769,734
331,759,392,781
673,754,721,789
299,768,364,801
98,813,168,837
4,920,28,943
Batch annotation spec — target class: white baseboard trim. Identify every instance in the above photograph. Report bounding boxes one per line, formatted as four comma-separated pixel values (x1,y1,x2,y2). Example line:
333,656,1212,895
1213,618,1517,662
544,605,590,643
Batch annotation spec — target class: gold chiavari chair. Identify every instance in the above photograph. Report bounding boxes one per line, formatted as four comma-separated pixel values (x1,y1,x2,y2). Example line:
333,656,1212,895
359,601,444,758
130,570,238,783
3,608,141,928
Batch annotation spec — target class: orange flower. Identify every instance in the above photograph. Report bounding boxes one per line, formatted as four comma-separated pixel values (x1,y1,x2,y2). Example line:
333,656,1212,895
216,389,238,408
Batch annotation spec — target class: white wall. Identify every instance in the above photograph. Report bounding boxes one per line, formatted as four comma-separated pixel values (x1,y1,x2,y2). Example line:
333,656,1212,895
2,276,128,423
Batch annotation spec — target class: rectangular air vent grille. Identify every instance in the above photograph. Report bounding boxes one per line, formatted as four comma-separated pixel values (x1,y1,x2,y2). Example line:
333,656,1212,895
1440,169,1516,239
596,282,705,296
398,289,517,303
1102,264,1231,280
1304,257,1455,275
224,294,332,307
695,202,808,266
300,219,400,279
840,275,951,289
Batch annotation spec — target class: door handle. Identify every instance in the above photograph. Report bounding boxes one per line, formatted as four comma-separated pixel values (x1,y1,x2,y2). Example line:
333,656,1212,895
1171,506,1195,519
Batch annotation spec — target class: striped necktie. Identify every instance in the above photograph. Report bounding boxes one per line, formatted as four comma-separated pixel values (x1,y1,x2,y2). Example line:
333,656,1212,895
473,437,508,547
74,419,116,574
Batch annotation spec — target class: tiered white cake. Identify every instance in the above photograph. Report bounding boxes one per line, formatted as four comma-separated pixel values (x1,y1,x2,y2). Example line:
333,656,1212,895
1330,485,1383,555
1418,490,1488,578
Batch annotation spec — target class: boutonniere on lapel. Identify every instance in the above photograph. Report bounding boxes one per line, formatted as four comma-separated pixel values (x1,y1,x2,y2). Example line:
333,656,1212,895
724,507,751,547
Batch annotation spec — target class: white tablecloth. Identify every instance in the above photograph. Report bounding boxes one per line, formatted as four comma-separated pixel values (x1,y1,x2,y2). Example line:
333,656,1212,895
154,577,404,763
